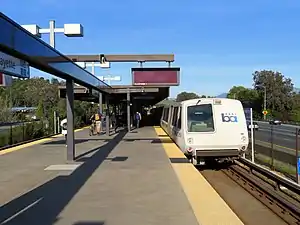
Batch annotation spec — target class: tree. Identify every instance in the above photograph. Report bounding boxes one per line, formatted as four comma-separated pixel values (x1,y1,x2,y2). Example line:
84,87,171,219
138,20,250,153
289,93,300,122
36,99,44,119
51,78,60,85
227,86,259,103
253,70,294,120
0,97,11,122
176,92,199,102
227,86,260,118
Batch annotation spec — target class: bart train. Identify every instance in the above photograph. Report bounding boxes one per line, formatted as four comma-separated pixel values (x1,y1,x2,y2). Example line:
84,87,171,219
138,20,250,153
160,98,249,165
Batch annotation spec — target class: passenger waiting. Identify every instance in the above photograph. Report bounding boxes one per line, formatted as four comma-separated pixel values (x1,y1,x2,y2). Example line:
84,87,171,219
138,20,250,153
60,118,67,147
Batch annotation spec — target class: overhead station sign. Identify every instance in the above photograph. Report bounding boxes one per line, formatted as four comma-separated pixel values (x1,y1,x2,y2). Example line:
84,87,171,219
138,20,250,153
0,51,30,78
132,67,180,86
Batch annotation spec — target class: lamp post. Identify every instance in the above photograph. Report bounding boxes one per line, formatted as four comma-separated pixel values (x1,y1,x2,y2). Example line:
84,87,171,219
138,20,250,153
21,20,84,48
22,20,84,135
98,75,121,86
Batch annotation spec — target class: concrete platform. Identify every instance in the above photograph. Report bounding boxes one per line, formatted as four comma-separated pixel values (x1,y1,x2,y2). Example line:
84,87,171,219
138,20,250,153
0,127,199,225
0,127,244,225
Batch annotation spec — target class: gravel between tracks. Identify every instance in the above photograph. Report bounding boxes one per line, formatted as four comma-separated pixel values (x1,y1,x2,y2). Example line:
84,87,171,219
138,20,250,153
200,169,287,225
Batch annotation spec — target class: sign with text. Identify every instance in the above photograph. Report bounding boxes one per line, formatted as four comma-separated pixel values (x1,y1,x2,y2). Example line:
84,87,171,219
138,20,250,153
132,67,180,86
0,51,30,78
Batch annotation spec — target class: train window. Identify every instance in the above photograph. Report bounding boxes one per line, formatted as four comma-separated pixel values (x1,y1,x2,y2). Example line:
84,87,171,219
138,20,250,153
177,107,182,129
187,104,214,132
172,107,178,126
163,108,169,121
162,108,166,121
169,106,173,123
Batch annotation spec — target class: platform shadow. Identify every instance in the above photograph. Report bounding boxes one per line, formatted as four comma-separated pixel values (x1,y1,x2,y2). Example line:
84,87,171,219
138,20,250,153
76,156,129,163
121,138,173,143
44,138,115,145
73,222,105,225
169,157,190,163
43,139,89,145
158,134,169,137
0,130,127,225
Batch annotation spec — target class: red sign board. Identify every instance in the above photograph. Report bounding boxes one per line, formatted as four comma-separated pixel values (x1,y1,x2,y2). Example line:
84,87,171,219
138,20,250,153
132,67,180,86
0,73,3,85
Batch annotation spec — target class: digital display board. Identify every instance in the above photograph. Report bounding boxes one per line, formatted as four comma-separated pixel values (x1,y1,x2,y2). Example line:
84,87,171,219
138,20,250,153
132,67,180,86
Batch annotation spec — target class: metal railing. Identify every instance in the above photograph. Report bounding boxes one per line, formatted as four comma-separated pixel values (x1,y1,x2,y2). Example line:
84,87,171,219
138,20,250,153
0,120,52,149
231,158,300,224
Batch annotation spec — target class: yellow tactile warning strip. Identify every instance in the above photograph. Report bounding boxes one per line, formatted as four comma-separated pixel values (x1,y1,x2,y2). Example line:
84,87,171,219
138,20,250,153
0,126,88,156
154,127,244,225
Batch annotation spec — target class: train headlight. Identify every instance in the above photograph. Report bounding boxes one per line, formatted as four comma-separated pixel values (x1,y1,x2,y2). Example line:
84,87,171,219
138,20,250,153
186,147,193,153
187,138,193,144
241,136,247,143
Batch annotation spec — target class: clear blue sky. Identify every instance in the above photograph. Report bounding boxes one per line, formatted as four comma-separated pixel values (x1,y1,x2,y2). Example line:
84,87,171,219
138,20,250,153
2,0,300,97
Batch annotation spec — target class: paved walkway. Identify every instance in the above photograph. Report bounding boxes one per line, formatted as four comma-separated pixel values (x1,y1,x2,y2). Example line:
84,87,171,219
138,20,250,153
0,127,199,225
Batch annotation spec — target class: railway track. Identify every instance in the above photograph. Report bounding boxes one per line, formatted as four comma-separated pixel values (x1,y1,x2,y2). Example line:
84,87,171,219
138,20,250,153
200,158,300,224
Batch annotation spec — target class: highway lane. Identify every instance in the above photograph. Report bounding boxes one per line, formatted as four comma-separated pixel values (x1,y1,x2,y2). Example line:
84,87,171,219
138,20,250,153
252,122,299,150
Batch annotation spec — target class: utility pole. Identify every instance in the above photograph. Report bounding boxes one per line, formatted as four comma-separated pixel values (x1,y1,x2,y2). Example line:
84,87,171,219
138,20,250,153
263,86,267,120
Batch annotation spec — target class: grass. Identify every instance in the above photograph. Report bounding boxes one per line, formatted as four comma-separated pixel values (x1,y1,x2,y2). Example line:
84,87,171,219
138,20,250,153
245,152,296,180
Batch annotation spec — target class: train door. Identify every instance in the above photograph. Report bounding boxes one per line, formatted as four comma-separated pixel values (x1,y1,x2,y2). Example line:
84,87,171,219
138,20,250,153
170,106,179,140
161,107,169,131
167,106,174,134
175,107,185,151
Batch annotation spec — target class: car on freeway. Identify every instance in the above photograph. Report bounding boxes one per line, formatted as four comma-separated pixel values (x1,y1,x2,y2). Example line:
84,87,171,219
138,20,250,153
269,119,282,125
247,121,259,131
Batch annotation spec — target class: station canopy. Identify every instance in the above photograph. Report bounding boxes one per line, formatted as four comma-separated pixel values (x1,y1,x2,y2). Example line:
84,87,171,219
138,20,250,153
0,13,110,93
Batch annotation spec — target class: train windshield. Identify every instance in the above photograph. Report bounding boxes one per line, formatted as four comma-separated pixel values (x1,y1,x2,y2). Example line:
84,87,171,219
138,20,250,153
187,104,214,132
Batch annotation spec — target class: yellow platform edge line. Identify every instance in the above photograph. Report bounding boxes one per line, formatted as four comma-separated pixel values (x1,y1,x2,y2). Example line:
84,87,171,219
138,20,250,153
0,126,89,156
154,126,244,225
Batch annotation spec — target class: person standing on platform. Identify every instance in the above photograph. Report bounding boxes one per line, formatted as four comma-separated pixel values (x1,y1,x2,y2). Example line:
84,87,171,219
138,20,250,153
60,118,67,147
135,111,142,129
90,111,102,134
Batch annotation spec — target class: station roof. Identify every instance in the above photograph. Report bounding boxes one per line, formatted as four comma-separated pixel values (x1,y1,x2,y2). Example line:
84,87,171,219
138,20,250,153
65,54,174,63
58,85,169,105
0,13,110,93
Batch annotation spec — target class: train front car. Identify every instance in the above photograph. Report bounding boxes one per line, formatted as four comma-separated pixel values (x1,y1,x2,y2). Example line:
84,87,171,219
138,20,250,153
182,98,249,165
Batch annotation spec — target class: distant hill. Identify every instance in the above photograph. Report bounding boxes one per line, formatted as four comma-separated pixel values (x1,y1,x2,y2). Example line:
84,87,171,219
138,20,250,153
294,87,300,94
216,93,228,98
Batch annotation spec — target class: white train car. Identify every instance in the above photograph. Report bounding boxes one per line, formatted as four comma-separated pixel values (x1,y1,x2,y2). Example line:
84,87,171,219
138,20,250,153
160,98,249,165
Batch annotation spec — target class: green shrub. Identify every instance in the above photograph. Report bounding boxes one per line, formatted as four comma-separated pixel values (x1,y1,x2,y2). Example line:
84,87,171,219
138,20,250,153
0,119,88,149
0,121,50,148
